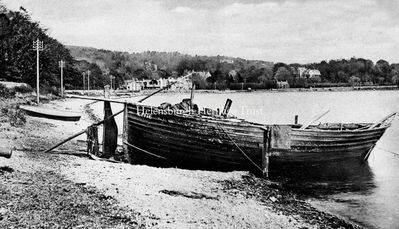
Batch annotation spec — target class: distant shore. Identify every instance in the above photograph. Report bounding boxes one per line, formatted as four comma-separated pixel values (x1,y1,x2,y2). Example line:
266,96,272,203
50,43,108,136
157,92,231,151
66,85,399,98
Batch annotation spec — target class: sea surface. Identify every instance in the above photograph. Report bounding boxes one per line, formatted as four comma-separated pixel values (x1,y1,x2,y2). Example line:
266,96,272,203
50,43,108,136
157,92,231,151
93,90,399,228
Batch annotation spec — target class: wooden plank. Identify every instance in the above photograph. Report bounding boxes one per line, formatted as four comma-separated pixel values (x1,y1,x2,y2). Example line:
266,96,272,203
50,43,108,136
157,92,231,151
122,103,132,163
262,128,270,178
67,95,127,104
127,126,260,158
102,101,118,158
127,119,263,145
291,135,383,146
129,136,259,169
127,112,265,136
299,110,330,130
127,104,265,129
291,131,385,142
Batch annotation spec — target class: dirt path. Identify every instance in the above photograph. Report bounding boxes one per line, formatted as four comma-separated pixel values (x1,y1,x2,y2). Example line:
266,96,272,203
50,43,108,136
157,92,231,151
0,98,360,228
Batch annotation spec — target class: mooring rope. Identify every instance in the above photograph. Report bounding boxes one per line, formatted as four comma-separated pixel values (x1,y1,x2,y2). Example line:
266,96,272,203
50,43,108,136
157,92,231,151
216,123,264,173
375,145,399,157
123,141,168,160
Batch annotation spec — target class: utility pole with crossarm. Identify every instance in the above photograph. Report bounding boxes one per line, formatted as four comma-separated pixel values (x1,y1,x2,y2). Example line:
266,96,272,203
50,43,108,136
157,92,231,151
33,39,43,104
87,70,91,91
82,72,86,94
58,60,65,97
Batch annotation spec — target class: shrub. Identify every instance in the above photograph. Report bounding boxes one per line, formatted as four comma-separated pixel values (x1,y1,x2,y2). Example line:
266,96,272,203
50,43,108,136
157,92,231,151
0,84,15,98
14,85,33,94
0,107,26,126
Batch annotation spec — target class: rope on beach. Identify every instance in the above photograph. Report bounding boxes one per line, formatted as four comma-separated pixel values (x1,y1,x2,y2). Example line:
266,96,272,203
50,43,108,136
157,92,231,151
216,123,264,173
375,145,399,157
123,141,168,160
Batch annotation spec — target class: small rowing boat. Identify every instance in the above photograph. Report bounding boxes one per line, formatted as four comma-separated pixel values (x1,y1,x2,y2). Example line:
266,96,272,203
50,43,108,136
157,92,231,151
20,105,81,122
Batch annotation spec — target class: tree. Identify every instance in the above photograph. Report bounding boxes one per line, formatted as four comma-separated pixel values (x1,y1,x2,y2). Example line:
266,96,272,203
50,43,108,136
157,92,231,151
337,70,349,83
275,67,293,83
0,7,80,89
349,76,361,86
376,59,391,83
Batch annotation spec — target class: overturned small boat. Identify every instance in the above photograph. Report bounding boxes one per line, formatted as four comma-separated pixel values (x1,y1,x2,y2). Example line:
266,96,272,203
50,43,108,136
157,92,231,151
20,105,81,122
123,100,396,176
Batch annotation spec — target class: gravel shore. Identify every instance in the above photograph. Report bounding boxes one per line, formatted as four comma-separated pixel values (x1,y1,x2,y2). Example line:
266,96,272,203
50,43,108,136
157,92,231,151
0,97,361,228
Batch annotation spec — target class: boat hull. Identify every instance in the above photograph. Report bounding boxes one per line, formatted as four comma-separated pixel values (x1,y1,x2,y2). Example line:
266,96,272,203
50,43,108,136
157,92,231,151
20,105,81,122
125,103,388,172
271,127,387,162
126,104,265,171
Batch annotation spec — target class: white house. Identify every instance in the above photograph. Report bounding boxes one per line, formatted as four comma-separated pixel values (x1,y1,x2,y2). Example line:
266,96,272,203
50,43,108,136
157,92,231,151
298,67,307,78
277,81,289,89
308,69,321,78
297,67,321,79
123,79,143,91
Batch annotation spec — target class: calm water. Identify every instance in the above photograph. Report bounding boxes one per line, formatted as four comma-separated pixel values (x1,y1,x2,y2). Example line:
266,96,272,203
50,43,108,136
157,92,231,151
95,90,399,228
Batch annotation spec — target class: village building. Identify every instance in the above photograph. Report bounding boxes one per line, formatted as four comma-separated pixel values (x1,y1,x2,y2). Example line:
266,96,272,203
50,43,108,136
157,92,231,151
123,79,142,91
277,80,289,89
297,67,322,82
123,73,194,92
298,67,307,78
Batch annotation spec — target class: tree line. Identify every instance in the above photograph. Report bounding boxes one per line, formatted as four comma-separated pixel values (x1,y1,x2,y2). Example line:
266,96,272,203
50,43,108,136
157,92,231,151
0,6,84,92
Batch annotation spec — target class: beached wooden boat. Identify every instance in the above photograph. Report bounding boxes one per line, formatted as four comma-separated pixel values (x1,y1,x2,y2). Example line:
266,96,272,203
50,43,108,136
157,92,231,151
20,105,81,122
123,103,395,174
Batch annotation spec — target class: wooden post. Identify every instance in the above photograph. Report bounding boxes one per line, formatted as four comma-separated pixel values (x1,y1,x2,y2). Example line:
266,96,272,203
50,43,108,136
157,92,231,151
86,125,99,155
294,115,298,125
190,83,195,108
262,128,270,178
122,103,132,163
102,101,118,158
221,99,232,117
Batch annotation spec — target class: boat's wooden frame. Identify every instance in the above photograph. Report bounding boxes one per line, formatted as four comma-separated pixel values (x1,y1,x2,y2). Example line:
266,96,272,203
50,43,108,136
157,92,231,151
61,93,395,177
123,103,394,175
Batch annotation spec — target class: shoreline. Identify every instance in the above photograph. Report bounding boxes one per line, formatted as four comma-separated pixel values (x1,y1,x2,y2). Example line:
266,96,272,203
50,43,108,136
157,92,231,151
1,97,364,228
66,85,399,99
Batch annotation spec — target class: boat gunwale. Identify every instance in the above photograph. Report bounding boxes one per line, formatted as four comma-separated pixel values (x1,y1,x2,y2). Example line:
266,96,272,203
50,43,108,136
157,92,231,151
127,103,390,133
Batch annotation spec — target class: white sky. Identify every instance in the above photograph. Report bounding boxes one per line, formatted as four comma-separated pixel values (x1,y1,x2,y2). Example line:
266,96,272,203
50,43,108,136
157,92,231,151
3,0,399,64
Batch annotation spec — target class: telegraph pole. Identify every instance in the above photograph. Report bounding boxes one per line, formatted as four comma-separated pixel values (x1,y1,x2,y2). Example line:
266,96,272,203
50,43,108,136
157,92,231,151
33,39,43,104
82,72,86,94
87,70,91,91
58,60,65,97
109,75,113,90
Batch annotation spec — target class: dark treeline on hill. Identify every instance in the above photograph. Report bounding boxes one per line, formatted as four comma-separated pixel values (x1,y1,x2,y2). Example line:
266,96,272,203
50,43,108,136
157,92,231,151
305,58,399,86
67,45,275,90
1,4,399,91
69,44,399,90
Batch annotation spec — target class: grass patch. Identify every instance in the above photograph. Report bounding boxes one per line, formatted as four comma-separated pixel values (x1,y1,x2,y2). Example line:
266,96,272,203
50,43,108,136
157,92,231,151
0,170,146,228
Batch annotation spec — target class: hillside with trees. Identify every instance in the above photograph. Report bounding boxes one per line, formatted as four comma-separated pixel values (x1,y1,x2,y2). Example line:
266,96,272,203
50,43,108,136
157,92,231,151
69,44,399,90
67,45,275,90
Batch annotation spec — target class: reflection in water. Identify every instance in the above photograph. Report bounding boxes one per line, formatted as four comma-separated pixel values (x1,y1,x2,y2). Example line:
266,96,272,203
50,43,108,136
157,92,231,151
270,158,376,196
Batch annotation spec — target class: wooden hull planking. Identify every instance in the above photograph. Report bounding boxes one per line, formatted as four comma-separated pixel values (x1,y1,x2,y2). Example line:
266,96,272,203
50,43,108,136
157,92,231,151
125,103,388,171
